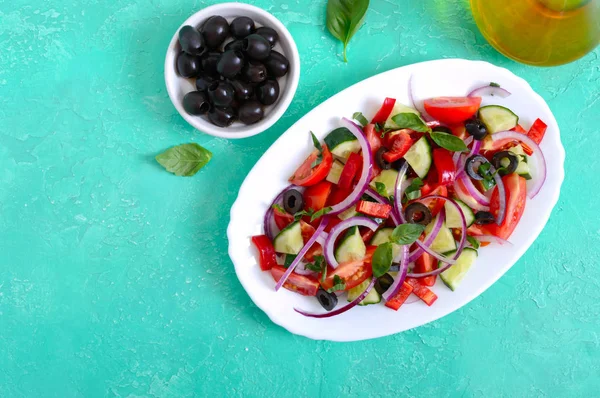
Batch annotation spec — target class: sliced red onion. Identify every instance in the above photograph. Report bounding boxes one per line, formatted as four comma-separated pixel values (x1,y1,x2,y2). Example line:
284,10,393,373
453,137,474,180
275,217,329,291
316,234,327,247
324,216,379,269
406,211,444,263
468,85,512,98
263,185,304,240
469,139,481,156
364,187,400,225
453,178,490,212
383,245,409,301
408,74,434,122
294,261,318,276
459,174,491,207
294,278,376,318
491,167,506,225
475,235,513,246
492,131,547,198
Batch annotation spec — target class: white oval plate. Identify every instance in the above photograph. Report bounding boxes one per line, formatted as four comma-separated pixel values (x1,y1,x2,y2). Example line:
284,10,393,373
227,59,564,342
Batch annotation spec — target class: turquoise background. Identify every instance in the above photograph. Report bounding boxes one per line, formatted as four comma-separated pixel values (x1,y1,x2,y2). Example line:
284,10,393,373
1,0,598,396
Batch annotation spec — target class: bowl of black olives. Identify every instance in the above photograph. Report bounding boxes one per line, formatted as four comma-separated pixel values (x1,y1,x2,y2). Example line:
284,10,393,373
165,3,300,139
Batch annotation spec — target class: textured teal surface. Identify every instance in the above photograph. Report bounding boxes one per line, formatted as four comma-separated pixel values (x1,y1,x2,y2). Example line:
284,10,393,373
1,0,599,396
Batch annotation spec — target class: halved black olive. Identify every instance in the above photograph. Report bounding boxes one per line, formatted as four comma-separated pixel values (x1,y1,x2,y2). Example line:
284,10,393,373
375,147,391,170
375,273,395,295
201,15,229,49
176,52,201,78
242,61,267,83
263,50,289,78
224,39,244,52
178,25,205,56
491,151,518,176
475,211,495,225
207,81,235,107
392,158,407,171
229,79,253,101
230,16,255,38
404,202,432,226
208,106,236,127
200,51,222,77
238,100,264,125
465,155,489,181
243,34,271,60
195,74,216,92
255,26,279,47
432,126,453,134
217,50,245,78
465,118,488,140
182,91,210,115
283,189,303,214
256,79,279,105
316,288,338,311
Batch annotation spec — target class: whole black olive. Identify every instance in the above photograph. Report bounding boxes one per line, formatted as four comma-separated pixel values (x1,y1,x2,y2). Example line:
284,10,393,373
201,15,229,49
176,52,201,78
375,273,395,295
241,61,267,83
229,79,254,101
195,74,217,92
200,51,222,77
255,26,279,47
243,34,271,60
465,118,488,140
316,288,338,311
230,16,255,38
224,39,244,52
475,211,495,225
432,126,453,134
404,202,432,226
178,25,205,56
208,106,236,127
182,91,210,115
207,81,235,107
491,151,518,176
283,189,303,214
256,79,280,105
238,100,264,125
375,147,392,170
263,50,289,78
216,50,245,79
465,155,489,181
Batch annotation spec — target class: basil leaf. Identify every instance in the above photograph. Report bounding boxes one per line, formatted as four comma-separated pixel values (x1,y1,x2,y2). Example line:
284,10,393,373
391,224,425,245
310,132,324,168
326,0,370,62
352,112,369,127
327,275,346,292
311,131,323,152
272,204,286,213
311,206,332,222
372,242,393,278
155,143,212,176
467,236,481,250
404,177,423,196
391,113,430,133
375,182,388,198
306,255,325,272
490,82,500,88
430,131,468,152
374,122,385,133
406,190,421,201
283,254,297,269
478,163,496,191
294,209,313,221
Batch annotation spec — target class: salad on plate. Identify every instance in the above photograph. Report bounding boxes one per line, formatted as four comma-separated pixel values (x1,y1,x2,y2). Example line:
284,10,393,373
251,80,548,318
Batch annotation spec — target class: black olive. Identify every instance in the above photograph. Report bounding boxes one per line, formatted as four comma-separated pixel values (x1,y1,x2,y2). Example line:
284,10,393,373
316,288,338,311
242,61,267,83
388,264,400,273
200,51,222,77
491,151,518,176
432,126,453,134
229,79,254,101
238,100,264,125
475,211,495,225
182,91,210,115
208,106,236,127
207,81,235,107
176,52,201,78
465,118,488,140
256,79,280,105
283,189,303,214
217,50,245,78
230,16,255,38
375,273,395,295
195,74,216,92
178,25,205,56
255,26,279,47
404,202,432,226
243,34,271,60
263,50,289,78
201,15,229,49
465,155,489,181
392,158,407,171
224,39,244,52
375,147,392,170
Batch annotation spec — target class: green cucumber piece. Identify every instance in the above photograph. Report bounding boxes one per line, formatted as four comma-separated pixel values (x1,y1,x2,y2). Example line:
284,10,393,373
369,169,399,198
273,221,303,255
335,226,366,263
478,105,519,134
324,127,360,161
509,145,532,180
440,248,478,291
424,217,457,253
338,205,358,220
384,103,420,129
347,279,381,305
403,136,432,179
326,160,345,184
445,199,475,228
369,227,401,258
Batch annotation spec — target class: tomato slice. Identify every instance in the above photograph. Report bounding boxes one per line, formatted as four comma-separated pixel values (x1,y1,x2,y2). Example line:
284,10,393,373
270,265,320,296
327,186,352,207
303,181,332,211
450,125,468,140
321,258,373,291
324,216,343,233
383,130,413,162
371,97,396,124
413,252,436,286
419,184,447,216
423,97,482,125
486,174,527,240
273,208,294,230
289,145,333,186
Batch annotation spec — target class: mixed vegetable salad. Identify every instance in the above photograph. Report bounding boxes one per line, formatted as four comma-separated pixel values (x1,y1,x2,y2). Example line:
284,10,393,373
252,79,548,318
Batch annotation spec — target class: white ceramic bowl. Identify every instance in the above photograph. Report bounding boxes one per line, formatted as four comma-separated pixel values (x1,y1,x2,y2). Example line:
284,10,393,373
164,3,300,139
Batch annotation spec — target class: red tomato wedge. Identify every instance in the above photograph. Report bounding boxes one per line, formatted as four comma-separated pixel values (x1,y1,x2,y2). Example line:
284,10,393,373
486,174,527,240
423,97,482,125
270,266,320,296
320,258,373,291
289,145,333,186
418,184,447,217
273,208,294,230
303,180,332,211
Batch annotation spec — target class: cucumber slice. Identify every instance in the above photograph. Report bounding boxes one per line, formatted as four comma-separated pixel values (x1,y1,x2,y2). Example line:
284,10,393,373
326,160,345,184
338,205,358,220
369,169,399,198
478,105,519,134
509,145,532,180
324,127,360,161
445,199,475,228
273,221,303,255
369,227,401,258
440,248,478,291
335,226,366,263
424,217,456,253
384,103,420,129
347,279,381,305
403,136,432,179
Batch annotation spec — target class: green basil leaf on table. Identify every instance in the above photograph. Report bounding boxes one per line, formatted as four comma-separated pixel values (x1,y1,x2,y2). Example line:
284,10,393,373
352,112,369,127
391,224,425,245
155,143,212,177
326,0,370,62
391,113,430,133
430,131,468,152
372,242,393,278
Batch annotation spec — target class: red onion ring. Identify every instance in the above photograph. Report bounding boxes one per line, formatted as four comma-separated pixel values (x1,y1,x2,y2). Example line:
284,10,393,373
453,178,490,212
408,74,434,122
475,235,513,246
468,85,512,98
383,245,409,302
324,216,380,268
406,210,444,263
459,174,491,207
491,166,506,225
294,278,376,318
263,185,304,240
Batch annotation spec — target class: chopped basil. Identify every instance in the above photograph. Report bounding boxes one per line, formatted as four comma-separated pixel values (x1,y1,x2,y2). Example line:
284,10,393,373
467,236,481,250
327,275,346,292
352,112,369,127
